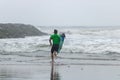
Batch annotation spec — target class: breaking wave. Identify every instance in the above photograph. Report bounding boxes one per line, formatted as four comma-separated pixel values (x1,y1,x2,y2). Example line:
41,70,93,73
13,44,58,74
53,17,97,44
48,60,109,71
0,26,120,56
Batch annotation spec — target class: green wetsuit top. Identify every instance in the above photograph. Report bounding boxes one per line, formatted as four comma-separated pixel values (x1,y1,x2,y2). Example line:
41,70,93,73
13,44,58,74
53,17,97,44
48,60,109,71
50,34,60,45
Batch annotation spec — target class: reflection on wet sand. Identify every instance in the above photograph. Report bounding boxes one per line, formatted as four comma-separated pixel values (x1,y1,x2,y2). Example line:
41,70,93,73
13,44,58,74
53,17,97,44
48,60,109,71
0,67,11,79
0,65,50,80
0,65,33,79
50,62,60,80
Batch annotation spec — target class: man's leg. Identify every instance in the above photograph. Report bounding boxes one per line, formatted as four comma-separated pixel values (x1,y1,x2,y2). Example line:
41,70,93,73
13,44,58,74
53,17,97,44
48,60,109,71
51,53,54,62
51,46,54,62
53,51,57,57
51,51,58,62
54,44,59,57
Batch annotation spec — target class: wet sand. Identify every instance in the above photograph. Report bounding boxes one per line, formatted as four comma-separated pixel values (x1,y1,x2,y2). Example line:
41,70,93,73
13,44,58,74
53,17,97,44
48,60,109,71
0,52,120,80
0,63,120,80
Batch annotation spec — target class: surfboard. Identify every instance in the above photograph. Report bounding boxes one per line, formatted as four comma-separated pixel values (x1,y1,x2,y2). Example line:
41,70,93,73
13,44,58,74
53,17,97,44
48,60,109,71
58,37,64,53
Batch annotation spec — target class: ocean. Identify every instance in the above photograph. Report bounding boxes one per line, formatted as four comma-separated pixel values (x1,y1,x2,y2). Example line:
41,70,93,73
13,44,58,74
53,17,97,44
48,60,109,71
0,26,120,65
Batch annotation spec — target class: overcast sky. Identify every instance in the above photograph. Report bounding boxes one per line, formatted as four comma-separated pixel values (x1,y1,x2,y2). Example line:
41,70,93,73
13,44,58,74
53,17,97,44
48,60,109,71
0,0,120,26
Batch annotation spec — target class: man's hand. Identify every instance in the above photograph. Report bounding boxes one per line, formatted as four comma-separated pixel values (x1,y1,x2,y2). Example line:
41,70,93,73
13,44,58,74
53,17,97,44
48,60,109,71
50,43,52,46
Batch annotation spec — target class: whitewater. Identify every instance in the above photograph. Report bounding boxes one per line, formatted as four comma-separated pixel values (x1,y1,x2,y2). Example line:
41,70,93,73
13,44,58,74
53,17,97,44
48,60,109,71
1,26,120,65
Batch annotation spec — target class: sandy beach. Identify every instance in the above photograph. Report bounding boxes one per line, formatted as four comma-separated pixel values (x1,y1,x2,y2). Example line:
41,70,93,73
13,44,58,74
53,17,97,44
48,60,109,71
0,60,120,80
0,52,120,80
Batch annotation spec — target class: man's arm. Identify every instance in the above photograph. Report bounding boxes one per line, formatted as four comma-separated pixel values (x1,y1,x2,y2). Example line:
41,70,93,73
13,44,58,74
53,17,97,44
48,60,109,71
49,38,52,46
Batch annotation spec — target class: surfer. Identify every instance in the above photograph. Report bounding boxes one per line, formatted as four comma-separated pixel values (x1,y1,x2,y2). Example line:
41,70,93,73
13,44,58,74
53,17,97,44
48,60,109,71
49,29,60,62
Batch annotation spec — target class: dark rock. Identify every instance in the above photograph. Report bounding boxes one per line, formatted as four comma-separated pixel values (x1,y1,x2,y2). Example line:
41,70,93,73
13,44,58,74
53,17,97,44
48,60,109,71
0,23,47,38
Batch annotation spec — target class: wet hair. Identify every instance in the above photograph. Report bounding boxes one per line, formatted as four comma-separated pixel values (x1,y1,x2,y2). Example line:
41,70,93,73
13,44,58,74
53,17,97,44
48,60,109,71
54,29,58,34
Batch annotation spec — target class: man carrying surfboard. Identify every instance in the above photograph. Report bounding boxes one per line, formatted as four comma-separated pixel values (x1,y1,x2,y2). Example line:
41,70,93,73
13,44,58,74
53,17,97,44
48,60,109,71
49,29,60,62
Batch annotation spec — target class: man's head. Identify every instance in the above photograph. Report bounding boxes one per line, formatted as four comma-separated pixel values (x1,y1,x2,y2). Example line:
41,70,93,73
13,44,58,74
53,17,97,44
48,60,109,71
54,29,58,34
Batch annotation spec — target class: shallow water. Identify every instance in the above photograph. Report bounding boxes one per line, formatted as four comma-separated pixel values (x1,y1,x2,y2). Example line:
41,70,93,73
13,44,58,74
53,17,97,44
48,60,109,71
0,51,120,80
0,51,120,66
0,65,50,80
1,63,120,80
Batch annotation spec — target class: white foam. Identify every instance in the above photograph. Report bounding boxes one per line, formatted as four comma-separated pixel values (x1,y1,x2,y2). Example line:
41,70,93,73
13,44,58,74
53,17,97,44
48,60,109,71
0,36,50,53
1,27,120,54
